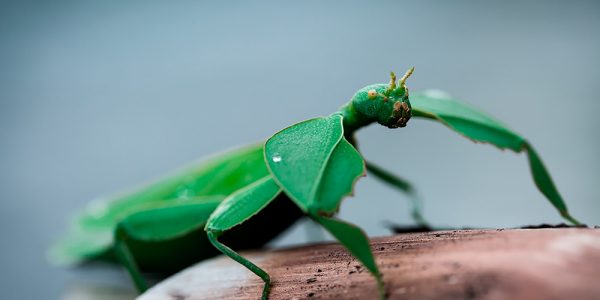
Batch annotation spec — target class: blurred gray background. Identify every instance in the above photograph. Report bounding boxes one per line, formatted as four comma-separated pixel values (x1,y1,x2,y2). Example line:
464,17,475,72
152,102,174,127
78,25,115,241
1,1,599,299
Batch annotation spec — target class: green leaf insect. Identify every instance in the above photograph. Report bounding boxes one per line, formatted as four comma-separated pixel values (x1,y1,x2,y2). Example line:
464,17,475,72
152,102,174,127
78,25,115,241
50,68,579,300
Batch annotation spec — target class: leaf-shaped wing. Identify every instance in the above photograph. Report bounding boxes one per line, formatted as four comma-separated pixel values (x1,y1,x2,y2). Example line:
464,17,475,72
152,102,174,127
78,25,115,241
411,90,579,224
265,114,365,214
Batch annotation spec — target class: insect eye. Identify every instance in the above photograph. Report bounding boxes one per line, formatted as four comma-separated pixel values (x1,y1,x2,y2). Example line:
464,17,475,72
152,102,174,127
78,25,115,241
367,89,377,99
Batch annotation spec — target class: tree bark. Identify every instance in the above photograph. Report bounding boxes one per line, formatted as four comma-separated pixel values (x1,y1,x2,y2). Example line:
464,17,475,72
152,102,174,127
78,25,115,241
138,228,600,300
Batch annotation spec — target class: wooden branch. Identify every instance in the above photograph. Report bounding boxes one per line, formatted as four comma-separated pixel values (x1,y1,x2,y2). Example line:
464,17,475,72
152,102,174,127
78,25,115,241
138,228,600,300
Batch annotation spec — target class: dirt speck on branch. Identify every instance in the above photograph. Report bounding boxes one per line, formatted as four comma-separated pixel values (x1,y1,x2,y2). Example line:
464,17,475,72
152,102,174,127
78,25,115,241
139,228,600,300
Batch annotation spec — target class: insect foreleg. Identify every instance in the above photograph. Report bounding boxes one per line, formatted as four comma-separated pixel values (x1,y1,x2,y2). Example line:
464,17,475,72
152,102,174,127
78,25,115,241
365,160,429,227
410,91,581,225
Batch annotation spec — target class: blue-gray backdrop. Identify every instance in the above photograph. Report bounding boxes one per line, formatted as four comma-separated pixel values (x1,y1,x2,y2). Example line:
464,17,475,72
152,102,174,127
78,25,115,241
1,1,599,299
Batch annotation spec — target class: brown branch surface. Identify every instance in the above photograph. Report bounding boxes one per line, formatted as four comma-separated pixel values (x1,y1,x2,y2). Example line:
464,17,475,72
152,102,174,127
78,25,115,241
138,228,600,300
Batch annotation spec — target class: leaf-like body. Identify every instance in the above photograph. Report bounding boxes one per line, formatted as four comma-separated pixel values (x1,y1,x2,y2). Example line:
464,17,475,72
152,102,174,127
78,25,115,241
50,196,224,265
80,143,268,229
265,114,365,214
411,90,578,224
52,143,269,264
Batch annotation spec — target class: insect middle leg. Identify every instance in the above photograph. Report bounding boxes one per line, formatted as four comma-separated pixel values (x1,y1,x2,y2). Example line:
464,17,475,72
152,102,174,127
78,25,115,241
365,160,430,227
204,176,285,300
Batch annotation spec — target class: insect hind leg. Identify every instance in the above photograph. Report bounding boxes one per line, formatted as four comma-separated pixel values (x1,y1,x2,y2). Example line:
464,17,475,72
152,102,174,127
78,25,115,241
114,228,148,292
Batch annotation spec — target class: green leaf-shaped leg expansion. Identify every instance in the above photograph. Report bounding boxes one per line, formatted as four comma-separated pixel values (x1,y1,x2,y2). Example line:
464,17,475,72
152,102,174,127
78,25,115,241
313,215,385,299
205,176,282,300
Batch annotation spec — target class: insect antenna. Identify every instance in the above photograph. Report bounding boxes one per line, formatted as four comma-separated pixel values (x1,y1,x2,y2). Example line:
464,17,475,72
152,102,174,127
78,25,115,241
399,67,415,88
384,71,397,95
